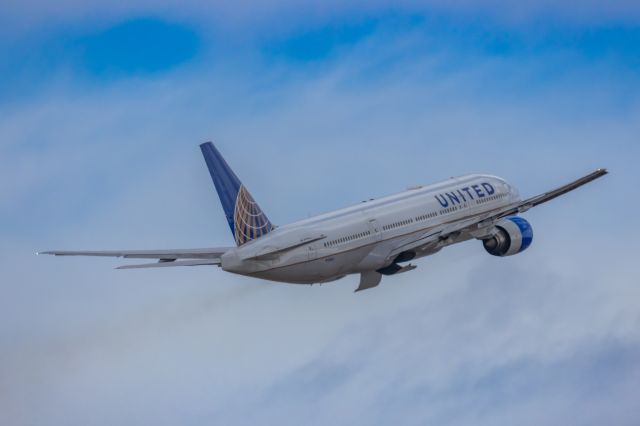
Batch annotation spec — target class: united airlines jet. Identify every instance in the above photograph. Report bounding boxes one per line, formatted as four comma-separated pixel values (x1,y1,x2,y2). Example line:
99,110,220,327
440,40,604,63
41,143,607,292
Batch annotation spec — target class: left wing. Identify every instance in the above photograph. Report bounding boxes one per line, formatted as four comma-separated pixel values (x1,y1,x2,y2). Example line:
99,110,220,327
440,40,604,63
38,247,233,269
388,168,608,258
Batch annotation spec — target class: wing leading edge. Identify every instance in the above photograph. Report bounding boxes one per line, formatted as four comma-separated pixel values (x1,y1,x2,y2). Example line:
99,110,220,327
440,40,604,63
490,168,608,218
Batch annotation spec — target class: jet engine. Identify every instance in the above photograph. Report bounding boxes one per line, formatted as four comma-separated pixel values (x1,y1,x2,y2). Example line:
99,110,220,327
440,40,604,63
482,216,533,257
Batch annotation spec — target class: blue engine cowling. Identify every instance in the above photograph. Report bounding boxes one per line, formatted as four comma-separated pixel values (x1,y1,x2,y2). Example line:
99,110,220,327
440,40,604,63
483,217,533,257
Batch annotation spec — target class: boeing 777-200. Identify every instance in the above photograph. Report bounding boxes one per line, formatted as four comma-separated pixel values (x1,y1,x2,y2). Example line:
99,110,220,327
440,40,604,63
41,142,608,292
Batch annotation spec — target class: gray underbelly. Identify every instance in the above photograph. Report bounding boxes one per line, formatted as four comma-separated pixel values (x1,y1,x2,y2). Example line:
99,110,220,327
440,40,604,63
250,246,372,284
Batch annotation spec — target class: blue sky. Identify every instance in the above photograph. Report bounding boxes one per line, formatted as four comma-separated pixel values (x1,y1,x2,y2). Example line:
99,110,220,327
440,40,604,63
1,1,639,425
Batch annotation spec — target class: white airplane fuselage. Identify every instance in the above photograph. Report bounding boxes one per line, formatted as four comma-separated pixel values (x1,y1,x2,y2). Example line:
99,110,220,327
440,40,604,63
221,174,519,284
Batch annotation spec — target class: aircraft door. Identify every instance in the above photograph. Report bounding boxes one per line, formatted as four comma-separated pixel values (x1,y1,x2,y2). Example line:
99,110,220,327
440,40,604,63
308,243,318,261
367,218,383,242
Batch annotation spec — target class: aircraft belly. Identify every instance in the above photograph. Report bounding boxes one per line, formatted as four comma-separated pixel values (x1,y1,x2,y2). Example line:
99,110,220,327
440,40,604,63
251,245,372,284
242,227,479,284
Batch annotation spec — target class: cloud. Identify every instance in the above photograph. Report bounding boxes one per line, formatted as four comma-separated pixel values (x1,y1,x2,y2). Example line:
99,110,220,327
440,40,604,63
6,240,638,425
238,263,640,426
1,10,639,426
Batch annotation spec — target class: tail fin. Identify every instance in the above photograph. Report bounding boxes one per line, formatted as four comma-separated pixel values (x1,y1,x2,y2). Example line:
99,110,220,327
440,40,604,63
200,142,274,246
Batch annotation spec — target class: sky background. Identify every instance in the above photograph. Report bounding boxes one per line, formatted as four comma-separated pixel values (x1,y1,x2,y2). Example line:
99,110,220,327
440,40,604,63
1,1,639,425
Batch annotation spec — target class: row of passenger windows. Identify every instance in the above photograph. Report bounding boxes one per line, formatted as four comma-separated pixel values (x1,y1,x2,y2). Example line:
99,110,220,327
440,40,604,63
383,218,414,231
416,212,438,221
440,205,459,214
476,192,507,204
324,230,371,247
326,195,504,247
384,207,455,233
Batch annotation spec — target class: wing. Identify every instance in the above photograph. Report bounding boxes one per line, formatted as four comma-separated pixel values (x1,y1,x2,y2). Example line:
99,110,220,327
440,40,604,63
38,247,233,269
388,168,608,258
481,168,608,218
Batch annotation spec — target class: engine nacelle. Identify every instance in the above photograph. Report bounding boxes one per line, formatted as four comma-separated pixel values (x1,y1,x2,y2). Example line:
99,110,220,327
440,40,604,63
483,217,533,257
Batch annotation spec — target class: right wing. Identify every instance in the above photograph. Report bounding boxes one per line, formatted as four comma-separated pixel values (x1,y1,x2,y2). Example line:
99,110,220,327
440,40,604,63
38,247,233,269
388,168,608,258
478,168,608,219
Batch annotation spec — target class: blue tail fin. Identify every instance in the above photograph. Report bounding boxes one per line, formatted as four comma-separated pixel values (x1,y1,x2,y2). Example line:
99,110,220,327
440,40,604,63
200,142,274,246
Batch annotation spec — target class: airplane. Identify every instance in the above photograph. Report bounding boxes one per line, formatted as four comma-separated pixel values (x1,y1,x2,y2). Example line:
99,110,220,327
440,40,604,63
41,142,608,292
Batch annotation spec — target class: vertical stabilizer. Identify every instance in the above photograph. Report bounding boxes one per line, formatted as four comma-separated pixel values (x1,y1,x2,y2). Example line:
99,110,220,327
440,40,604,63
200,142,274,246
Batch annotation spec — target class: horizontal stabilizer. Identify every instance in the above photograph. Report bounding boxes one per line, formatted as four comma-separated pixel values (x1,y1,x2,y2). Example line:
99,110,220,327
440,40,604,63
116,259,221,269
39,247,232,260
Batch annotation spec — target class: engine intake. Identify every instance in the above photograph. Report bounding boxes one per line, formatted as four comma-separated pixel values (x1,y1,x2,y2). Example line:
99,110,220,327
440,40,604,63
483,217,533,256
